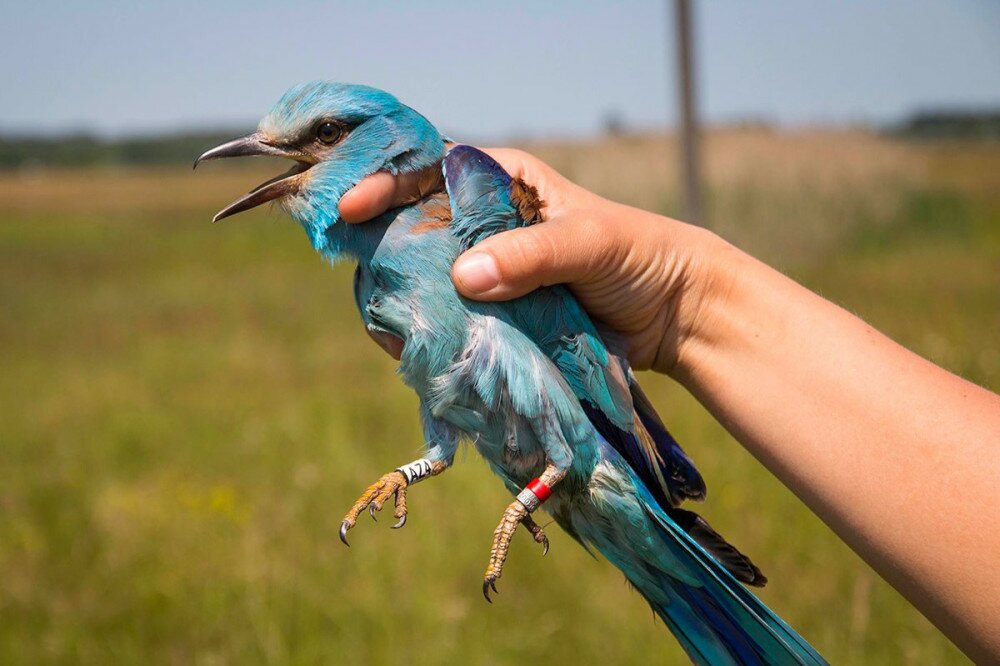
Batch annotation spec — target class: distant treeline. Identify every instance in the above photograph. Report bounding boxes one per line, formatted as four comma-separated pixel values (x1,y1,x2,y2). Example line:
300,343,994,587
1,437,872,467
0,130,242,170
1,110,998,169
890,110,1000,140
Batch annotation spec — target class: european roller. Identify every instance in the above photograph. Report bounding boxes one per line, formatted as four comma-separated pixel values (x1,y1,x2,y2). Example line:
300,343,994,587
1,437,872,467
195,82,825,665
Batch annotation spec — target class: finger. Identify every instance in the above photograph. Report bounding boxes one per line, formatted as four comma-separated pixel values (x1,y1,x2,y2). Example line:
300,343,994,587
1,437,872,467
338,172,398,223
340,142,458,224
338,146,525,224
339,167,444,224
451,217,613,301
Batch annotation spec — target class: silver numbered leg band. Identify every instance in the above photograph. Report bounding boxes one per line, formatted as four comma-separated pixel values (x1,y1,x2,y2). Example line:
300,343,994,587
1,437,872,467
396,458,434,485
515,487,542,513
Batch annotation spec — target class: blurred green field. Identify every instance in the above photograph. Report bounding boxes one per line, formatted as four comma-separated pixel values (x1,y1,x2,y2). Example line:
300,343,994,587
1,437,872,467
1,131,997,665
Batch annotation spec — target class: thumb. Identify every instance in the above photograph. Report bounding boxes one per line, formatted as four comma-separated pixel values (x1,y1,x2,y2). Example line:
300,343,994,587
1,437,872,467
451,219,610,301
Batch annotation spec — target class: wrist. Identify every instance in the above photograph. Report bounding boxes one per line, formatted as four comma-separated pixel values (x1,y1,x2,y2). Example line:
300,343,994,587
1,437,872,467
660,226,750,381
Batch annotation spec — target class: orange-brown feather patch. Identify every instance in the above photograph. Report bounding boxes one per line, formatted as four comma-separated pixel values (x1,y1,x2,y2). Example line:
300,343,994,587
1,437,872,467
411,194,453,234
509,178,545,225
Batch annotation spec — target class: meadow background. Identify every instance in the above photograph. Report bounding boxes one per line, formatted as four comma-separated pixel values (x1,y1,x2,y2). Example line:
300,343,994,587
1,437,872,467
1,127,997,665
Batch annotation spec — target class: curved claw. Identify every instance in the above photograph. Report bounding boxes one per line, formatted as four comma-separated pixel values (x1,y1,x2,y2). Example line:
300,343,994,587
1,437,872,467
541,537,550,556
369,504,378,522
339,521,351,547
391,513,407,529
482,580,493,603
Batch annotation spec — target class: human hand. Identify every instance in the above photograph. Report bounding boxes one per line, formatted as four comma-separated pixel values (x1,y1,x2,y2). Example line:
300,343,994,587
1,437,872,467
339,147,732,375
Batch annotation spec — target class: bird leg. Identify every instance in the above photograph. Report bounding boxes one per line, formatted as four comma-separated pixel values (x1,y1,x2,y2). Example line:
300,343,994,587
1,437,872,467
339,458,445,546
482,464,564,602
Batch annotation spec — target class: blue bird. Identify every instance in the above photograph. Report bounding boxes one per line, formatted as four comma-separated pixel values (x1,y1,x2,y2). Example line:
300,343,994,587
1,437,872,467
195,82,826,665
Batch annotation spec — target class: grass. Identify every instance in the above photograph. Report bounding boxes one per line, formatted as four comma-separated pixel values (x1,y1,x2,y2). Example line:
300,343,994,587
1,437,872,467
1,131,997,665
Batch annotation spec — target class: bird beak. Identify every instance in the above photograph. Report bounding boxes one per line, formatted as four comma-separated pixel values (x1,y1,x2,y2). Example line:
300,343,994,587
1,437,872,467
194,132,312,222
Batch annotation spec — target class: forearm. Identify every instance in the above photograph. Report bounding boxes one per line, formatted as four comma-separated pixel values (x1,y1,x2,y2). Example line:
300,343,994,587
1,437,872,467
672,233,1000,662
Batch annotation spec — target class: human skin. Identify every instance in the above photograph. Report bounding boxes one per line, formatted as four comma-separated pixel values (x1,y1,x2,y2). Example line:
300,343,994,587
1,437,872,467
339,148,1000,663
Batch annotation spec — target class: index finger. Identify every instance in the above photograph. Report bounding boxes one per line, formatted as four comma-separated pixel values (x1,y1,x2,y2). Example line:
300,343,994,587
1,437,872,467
339,144,535,224
339,168,442,224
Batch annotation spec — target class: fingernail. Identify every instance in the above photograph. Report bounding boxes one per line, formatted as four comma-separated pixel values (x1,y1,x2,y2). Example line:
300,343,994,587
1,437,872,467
454,252,500,293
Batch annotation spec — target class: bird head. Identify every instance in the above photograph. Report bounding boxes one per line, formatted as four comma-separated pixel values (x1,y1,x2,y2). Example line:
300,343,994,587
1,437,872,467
195,81,445,254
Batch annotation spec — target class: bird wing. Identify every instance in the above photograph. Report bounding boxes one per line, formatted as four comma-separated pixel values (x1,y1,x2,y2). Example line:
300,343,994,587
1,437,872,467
441,145,706,508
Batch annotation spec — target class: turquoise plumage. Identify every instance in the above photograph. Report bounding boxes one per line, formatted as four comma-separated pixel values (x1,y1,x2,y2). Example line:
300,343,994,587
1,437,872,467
196,81,826,665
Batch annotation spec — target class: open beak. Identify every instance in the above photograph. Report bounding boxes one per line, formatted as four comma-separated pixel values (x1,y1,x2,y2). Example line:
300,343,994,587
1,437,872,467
194,132,312,222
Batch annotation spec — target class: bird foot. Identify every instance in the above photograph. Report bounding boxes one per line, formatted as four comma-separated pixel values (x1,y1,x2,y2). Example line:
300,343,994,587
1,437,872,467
339,471,408,546
482,502,550,602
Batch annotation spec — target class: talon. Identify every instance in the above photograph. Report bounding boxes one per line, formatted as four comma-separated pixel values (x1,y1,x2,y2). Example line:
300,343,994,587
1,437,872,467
482,500,536,600
339,470,412,544
478,471,561,603
522,514,550,557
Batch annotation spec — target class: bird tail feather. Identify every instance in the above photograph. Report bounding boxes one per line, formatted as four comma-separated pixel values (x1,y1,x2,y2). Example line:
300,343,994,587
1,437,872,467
621,498,826,666
581,472,826,666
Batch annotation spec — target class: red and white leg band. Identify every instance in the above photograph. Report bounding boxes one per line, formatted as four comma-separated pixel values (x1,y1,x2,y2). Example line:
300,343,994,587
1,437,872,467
515,478,553,513
396,458,434,485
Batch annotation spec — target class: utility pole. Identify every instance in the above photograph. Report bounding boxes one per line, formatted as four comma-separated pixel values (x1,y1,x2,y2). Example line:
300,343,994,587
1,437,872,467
673,0,704,226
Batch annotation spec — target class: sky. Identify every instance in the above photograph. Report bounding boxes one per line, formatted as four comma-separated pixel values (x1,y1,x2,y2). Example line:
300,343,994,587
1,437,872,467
2,0,999,139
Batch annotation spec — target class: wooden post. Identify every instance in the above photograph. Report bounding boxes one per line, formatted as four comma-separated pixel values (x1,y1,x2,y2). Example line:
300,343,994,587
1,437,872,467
674,0,704,226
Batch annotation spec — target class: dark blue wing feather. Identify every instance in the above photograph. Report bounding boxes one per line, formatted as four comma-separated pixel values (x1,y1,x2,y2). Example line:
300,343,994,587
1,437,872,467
443,145,522,250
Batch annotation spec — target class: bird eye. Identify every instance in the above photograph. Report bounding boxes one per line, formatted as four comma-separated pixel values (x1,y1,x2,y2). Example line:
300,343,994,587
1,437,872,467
316,121,342,145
